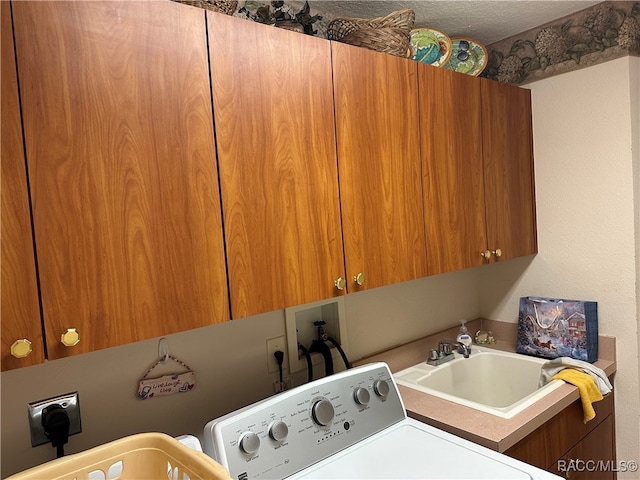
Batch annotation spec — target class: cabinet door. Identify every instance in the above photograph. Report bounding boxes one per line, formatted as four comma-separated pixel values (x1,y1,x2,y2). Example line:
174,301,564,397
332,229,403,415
481,79,538,261
419,65,487,275
1,1,45,371
332,42,427,291
552,415,616,480
208,13,345,318
13,1,229,359
505,390,615,475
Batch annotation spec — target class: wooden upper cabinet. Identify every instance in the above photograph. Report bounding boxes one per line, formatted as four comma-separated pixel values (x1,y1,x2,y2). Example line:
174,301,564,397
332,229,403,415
481,79,537,261
12,1,229,359
1,1,45,371
332,42,427,290
420,63,537,275
419,64,488,275
208,13,345,318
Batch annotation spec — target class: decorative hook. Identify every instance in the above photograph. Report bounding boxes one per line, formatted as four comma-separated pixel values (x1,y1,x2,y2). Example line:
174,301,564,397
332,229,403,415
158,338,170,365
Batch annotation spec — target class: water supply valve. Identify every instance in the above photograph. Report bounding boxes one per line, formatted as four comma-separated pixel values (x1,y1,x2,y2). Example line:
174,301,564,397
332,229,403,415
313,320,328,341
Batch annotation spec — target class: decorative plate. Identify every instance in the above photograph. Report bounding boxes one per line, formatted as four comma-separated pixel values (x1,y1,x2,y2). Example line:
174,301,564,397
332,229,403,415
442,37,487,76
409,27,452,67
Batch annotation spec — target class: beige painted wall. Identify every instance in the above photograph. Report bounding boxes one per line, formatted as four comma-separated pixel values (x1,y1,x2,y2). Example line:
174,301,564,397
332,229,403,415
479,56,640,477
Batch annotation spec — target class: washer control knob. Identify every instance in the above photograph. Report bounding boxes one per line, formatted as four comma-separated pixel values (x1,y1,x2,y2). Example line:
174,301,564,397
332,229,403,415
373,379,390,398
353,387,370,406
239,432,260,455
268,421,289,442
311,399,335,426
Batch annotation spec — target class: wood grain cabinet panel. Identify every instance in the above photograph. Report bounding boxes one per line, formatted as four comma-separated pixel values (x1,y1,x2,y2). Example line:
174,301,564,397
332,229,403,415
208,12,345,319
506,391,616,479
12,1,229,358
481,79,538,261
4,0,540,362
419,65,487,275
419,65,537,275
1,1,45,371
551,415,616,480
332,42,427,291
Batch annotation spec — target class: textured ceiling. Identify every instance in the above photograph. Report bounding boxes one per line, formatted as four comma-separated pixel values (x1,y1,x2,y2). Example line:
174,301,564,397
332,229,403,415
307,1,602,45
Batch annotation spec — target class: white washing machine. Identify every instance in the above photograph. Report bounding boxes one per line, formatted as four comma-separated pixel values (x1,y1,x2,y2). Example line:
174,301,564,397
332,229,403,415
203,362,561,479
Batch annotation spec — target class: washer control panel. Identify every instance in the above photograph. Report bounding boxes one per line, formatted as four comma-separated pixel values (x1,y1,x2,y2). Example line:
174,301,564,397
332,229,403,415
203,363,405,479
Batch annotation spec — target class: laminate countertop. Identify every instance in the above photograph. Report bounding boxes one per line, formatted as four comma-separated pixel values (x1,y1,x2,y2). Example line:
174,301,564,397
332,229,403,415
356,318,616,453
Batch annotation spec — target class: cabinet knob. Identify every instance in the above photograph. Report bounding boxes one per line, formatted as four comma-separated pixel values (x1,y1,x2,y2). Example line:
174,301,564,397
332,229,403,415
353,272,366,286
61,328,80,347
492,248,502,257
334,277,346,291
10,338,33,358
480,250,492,260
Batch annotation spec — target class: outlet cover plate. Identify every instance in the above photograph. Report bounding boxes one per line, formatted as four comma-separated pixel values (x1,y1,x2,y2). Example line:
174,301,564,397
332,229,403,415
28,392,82,447
285,297,348,373
266,336,287,374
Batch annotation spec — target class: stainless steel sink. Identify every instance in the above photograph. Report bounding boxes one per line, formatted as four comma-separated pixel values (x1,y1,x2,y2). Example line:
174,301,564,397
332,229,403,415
393,346,563,418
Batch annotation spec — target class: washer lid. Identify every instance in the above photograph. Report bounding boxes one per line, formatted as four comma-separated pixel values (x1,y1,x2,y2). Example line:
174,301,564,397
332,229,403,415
291,422,545,479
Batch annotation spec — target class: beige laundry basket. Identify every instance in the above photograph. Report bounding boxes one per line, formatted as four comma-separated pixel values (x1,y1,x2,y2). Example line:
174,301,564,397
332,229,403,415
6,432,232,480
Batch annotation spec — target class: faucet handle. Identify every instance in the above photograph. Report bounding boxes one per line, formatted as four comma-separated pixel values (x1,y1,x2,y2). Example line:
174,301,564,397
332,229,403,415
428,349,439,361
439,341,452,355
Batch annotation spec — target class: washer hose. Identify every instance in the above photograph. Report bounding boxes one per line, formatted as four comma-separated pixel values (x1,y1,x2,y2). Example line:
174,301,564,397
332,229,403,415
298,343,313,382
325,336,351,369
309,339,334,376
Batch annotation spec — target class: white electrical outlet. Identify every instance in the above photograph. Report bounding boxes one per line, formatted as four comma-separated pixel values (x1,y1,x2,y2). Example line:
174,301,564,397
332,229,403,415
285,297,348,374
266,336,287,374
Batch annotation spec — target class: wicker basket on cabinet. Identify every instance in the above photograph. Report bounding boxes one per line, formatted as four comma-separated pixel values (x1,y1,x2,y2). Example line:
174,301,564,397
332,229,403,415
327,8,415,57
171,0,238,15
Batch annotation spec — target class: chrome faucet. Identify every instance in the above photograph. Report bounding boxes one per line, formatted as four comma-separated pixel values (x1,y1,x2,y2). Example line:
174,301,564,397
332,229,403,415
427,340,471,366
456,342,471,358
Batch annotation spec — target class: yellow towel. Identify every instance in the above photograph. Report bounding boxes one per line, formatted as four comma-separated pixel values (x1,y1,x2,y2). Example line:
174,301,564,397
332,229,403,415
552,369,603,423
